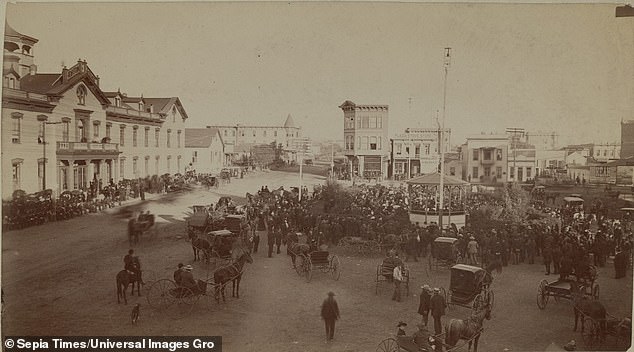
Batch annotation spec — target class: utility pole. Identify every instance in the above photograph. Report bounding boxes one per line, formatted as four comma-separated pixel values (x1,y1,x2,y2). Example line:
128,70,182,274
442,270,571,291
330,143,334,177
299,148,303,201
439,47,451,236
408,97,413,179
37,115,60,191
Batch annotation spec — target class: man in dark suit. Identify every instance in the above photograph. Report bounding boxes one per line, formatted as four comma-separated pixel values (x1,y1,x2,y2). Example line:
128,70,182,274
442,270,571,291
320,291,340,342
418,285,432,326
430,287,446,335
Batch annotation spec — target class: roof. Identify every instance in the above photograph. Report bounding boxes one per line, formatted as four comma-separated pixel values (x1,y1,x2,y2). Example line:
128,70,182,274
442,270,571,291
207,229,232,236
451,264,484,273
284,113,296,128
606,156,634,167
407,172,469,186
4,23,38,44
434,237,458,244
185,128,221,148
563,197,584,202
20,74,60,94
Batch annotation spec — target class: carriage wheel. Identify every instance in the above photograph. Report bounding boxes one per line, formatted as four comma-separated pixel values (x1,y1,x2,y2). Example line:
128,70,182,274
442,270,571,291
146,279,177,310
582,317,600,349
473,293,484,311
537,279,549,310
166,286,196,319
592,284,600,300
203,282,219,310
446,289,452,311
487,290,495,310
376,264,382,295
142,270,159,294
376,338,399,352
330,255,341,281
305,257,313,283
296,255,306,276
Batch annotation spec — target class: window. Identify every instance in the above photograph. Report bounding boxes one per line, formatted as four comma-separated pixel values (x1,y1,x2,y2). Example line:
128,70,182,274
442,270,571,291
224,130,228,136
232,130,235,137
12,160,22,190
167,130,171,148
38,160,44,190
193,151,198,163
370,136,377,150
133,129,138,147
241,131,245,137
77,124,85,142
509,166,515,179
484,167,491,177
144,129,149,147
93,124,99,139
38,123,44,144
177,156,181,173
472,167,479,179
76,85,87,105
120,159,125,179
9,77,15,88
155,157,159,175
133,158,138,176
362,136,368,150
425,145,430,155
472,150,479,161
377,117,382,129
396,143,402,155
11,113,22,143
155,129,160,147
483,149,492,160
115,97,121,107
62,121,70,142
145,158,149,176
274,131,277,137
415,145,420,156
496,149,503,160
357,117,362,129
603,150,607,157
105,124,111,139
167,157,171,173
119,127,125,146
73,166,86,190
253,130,256,137
526,167,532,179
496,166,502,177
362,117,369,129
263,130,267,137
369,117,377,129
172,107,176,123
450,167,456,176
177,131,181,148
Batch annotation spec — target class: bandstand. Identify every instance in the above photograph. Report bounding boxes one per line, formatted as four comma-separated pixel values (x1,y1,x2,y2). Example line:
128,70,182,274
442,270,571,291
406,172,470,229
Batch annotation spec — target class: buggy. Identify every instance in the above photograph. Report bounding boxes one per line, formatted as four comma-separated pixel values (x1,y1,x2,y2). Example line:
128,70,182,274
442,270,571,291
536,267,599,310
376,256,410,296
205,229,239,267
580,311,631,350
430,237,461,270
294,248,341,283
445,264,494,311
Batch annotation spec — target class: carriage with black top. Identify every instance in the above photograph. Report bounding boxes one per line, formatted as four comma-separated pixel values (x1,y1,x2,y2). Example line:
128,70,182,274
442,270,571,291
430,237,462,270
376,256,410,296
444,264,494,311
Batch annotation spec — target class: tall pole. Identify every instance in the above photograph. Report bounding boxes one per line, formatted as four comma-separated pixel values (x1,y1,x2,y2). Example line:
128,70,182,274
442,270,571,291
37,115,49,190
439,47,451,236
408,97,412,179
330,143,334,177
299,149,303,201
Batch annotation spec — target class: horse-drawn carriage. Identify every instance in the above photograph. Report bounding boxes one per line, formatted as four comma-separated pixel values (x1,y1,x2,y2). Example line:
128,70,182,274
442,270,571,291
288,234,341,282
580,311,631,350
376,255,410,296
445,264,494,311
128,212,156,245
536,267,599,309
430,237,461,270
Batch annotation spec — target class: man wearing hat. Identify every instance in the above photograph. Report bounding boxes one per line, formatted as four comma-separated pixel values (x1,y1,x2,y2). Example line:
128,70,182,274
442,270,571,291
397,323,432,352
418,285,432,326
179,265,205,294
320,291,340,342
396,321,407,336
173,263,184,286
467,235,479,266
392,262,405,302
430,287,447,335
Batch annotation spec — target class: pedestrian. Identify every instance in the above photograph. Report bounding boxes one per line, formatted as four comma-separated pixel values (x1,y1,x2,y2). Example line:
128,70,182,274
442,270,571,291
392,262,405,302
527,235,536,264
267,228,276,258
543,242,553,275
430,287,446,335
275,227,283,254
320,291,340,342
467,236,479,265
397,321,407,336
418,285,431,326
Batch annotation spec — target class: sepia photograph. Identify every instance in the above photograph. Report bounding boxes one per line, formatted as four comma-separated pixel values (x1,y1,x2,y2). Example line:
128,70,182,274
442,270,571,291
1,1,633,351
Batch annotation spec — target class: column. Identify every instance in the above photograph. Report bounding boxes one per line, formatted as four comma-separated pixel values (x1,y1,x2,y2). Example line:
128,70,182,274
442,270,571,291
87,162,95,185
67,162,74,190
112,159,118,184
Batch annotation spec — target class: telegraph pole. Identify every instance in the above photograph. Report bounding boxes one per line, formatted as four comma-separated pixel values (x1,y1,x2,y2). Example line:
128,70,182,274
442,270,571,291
439,47,451,235
408,97,413,179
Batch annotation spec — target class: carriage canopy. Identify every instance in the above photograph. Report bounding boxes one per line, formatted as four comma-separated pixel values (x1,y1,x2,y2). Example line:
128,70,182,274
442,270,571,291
187,213,209,227
450,264,487,295
207,229,233,237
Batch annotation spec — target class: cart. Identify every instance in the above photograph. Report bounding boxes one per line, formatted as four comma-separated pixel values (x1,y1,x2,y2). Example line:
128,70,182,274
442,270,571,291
205,229,239,267
445,264,494,311
536,272,599,310
146,278,219,318
580,311,631,350
295,250,341,282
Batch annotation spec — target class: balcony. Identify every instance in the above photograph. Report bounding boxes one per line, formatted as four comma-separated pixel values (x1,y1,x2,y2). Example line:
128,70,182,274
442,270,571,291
106,106,162,121
480,158,495,165
57,141,120,157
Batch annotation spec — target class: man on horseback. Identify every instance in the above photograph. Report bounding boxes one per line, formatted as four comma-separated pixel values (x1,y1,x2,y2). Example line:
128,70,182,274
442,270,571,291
123,249,144,285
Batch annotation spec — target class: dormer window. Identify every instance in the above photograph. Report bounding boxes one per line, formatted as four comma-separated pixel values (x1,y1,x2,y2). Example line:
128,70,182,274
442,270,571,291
76,85,87,105
139,101,144,111
114,97,121,107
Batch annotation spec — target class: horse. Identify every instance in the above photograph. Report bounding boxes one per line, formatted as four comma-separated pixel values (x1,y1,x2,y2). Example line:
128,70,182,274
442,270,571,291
485,260,502,275
213,248,253,303
128,218,141,246
190,233,212,263
571,282,606,340
116,259,142,305
445,302,492,352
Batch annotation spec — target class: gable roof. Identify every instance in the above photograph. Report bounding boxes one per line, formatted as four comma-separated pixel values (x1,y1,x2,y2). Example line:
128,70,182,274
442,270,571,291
20,74,59,94
185,128,222,148
5,23,38,45
407,172,470,186
284,113,296,128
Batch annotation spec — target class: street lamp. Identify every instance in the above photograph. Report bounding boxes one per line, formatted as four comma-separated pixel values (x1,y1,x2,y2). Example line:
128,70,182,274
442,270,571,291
438,47,451,236
37,115,61,191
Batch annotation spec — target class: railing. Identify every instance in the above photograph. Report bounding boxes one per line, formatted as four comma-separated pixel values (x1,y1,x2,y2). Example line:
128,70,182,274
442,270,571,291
480,158,495,165
106,106,161,120
57,141,119,153
3,88,49,102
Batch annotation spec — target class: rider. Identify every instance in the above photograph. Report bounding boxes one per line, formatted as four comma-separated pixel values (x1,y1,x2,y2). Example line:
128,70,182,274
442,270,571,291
173,263,184,286
123,249,145,285
179,265,203,294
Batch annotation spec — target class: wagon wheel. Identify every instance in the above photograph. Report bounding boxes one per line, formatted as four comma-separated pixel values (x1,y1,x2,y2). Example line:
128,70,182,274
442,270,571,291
473,293,484,311
486,290,495,311
146,279,177,310
142,270,159,293
537,279,549,310
164,286,197,319
582,317,600,349
592,284,600,300
376,338,399,352
305,257,313,283
330,255,341,281
296,254,306,276
203,282,219,310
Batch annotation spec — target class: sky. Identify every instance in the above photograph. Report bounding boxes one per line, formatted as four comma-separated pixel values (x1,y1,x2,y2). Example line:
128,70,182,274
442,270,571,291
3,1,633,146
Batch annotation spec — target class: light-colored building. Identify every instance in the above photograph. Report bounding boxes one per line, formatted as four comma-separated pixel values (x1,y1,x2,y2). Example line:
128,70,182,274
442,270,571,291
389,127,451,179
184,128,225,173
1,24,188,200
535,149,567,176
592,142,620,163
525,131,559,150
508,148,536,182
461,134,509,184
207,114,301,149
340,100,389,179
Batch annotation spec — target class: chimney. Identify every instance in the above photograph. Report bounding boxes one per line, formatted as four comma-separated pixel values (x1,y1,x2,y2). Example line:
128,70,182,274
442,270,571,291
149,104,154,113
61,65,68,82
29,64,37,76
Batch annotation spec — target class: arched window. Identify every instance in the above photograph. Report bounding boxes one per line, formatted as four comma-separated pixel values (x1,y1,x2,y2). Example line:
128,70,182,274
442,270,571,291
9,77,15,89
76,85,87,105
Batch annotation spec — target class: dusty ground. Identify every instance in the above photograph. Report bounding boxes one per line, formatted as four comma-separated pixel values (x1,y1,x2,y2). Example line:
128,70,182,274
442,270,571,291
1,171,632,352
